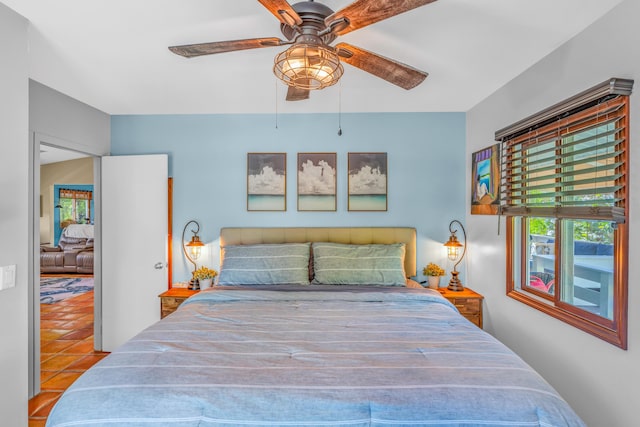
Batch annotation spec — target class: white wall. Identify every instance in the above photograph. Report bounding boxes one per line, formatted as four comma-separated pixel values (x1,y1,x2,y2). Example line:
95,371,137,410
0,4,29,426
466,1,638,425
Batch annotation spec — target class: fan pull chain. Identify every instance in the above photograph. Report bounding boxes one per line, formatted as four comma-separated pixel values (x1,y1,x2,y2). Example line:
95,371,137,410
337,81,343,136
275,81,279,129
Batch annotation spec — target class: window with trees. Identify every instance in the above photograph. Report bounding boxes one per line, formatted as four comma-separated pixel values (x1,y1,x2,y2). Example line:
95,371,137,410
59,188,92,226
497,78,632,349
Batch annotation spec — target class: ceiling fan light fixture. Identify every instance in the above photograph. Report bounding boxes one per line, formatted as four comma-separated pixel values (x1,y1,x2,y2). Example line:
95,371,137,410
273,43,343,90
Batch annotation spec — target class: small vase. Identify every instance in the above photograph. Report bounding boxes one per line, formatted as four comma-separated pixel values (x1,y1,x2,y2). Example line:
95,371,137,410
427,276,441,289
199,278,213,289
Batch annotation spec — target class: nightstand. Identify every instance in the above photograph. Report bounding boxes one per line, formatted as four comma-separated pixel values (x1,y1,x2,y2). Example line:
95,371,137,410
438,287,484,328
159,288,199,319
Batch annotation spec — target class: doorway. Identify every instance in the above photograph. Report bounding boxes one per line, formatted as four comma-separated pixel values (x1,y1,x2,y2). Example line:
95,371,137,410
29,142,106,422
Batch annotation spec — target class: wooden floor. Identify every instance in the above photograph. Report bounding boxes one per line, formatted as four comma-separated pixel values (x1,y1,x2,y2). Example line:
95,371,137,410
28,289,108,426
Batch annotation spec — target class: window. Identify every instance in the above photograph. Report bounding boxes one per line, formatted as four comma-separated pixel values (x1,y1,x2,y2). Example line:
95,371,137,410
59,188,92,226
497,78,632,349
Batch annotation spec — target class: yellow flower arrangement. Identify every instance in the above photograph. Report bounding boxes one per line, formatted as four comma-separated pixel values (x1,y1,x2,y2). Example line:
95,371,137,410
423,262,445,277
193,266,218,281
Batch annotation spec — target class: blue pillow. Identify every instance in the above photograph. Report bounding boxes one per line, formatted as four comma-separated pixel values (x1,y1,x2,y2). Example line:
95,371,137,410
312,242,406,286
218,243,311,285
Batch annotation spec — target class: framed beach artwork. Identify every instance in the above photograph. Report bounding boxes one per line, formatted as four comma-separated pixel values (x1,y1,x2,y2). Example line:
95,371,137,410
247,153,286,211
297,153,337,211
348,152,387,211
471,143,501,215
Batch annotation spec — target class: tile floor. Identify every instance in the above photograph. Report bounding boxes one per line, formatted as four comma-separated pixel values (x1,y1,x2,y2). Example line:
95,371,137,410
28,288,108,426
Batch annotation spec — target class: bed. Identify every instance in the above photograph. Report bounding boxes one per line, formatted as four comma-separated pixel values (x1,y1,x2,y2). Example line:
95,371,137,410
46,227,584,426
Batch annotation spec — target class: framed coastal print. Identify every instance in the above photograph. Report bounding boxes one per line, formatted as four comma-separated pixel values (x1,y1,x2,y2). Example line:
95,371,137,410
247,153,286,211
348,152,387,211
297,152,337,211
471,143,500,215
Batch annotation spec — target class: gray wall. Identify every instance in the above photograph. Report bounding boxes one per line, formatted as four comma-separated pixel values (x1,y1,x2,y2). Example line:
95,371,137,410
28,81,110,395
30,79,110,155
466,1,638,425
0,8,110,425
0,4,29,426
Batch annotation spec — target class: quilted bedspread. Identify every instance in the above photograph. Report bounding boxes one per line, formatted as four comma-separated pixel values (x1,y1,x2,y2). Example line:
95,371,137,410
46,285,584,426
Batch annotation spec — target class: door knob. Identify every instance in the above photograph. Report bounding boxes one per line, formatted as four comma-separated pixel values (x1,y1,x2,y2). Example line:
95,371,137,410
154,262,165,270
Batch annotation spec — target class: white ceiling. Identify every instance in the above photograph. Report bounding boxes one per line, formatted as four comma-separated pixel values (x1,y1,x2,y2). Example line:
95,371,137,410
40,145,89,165
4,0,623,115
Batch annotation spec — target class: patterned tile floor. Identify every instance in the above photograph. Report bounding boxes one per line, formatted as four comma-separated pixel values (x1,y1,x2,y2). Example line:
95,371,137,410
28,288,108,426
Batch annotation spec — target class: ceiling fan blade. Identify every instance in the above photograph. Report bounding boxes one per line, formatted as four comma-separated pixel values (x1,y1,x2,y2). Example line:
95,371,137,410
326,0,437,35
258,0,303,27
286,85,310,101
169,37,287,58
336,43,427,90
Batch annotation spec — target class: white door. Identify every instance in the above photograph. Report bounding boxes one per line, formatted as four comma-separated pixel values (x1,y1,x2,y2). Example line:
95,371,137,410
102,154,168,351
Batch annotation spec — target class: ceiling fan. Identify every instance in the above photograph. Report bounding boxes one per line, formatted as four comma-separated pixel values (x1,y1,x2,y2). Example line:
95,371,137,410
169,0,436,101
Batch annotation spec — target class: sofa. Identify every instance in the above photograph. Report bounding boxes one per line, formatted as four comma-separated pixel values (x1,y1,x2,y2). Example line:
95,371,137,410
40,226,94,274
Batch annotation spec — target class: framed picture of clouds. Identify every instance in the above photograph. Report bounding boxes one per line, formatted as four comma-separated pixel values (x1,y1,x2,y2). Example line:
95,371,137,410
297,153,337,211
348,152,387,211
247,152,286,211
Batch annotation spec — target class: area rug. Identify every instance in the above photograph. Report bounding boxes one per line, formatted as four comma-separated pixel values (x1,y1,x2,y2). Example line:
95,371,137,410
40,277,94,304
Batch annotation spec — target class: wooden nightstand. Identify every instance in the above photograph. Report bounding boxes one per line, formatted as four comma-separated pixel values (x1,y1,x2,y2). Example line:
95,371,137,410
159,288,199,319
438,287,484,328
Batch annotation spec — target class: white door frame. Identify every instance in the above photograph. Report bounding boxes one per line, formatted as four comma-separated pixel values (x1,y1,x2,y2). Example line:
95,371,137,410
29,132,104,398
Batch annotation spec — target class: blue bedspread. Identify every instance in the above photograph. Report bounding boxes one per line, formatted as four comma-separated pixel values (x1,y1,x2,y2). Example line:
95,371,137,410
47,285,584,426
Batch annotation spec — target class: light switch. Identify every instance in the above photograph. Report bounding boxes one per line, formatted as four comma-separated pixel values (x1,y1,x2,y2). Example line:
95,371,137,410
0,265,16,290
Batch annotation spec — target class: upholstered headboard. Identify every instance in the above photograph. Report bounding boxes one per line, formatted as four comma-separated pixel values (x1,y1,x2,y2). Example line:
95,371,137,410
220,227,417,277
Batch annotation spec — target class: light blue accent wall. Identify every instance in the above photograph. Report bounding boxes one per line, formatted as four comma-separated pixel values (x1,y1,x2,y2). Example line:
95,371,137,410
111,112,466,284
